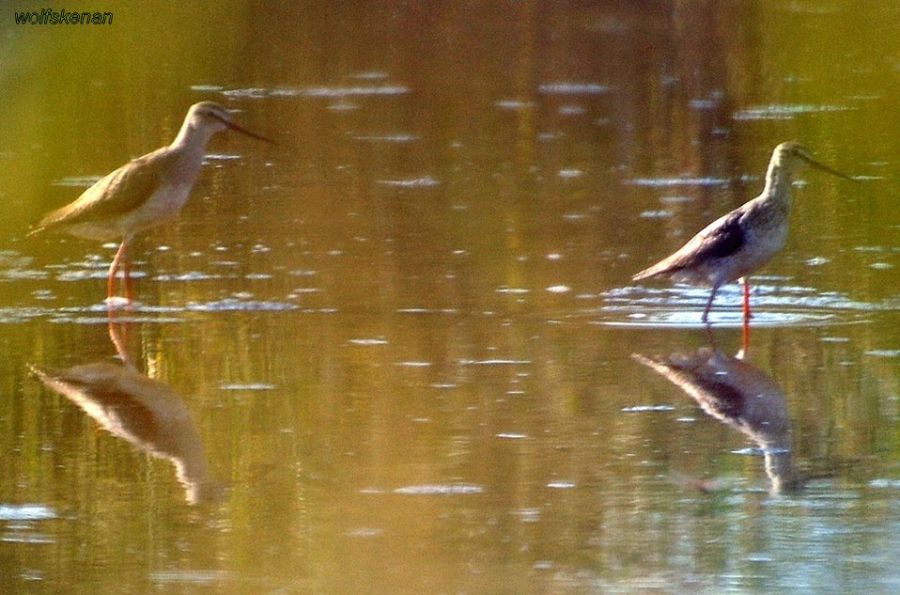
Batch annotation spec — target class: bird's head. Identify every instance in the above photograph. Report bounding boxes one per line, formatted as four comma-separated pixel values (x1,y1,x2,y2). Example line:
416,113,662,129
772,141,855,182
186,101,275,143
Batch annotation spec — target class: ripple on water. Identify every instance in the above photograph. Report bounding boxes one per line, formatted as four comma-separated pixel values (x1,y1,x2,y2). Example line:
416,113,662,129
149,570,235,585
538,82,613,95
496,287,530,295
621,405,676,413
16,297,302,323
1,268,47,281
348,338,389,346
0,307,48,324
204,153,242,162
732,103,855,121
459,358,532,366
496,432,528,440
1,532,55,545
350,71,390,80
351,133,419,143
602,284,880,328
219,383,276,391
639,210,674,219
56,269,144,282
393,484,484,495
185,299,299,312
394,307,458,315
0,504,57,521
495,99,536,110
546,285,571,294
623,176,731,188
223,85,411,99
376,176,440,188
546,480,577,489
154,271,223,282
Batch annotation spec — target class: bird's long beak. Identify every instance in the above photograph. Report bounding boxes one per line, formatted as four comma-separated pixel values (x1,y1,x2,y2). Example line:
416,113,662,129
214,114,276,144
804,156,858,183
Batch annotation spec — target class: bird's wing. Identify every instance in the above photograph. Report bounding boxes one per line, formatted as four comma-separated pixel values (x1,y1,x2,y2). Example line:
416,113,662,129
32,147,178,233
634,209,746,279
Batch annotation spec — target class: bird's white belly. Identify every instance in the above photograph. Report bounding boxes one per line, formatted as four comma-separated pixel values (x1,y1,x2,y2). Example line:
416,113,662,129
120,184,193,233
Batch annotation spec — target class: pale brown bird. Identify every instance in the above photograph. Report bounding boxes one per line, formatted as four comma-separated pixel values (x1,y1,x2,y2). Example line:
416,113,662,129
633,142,856,323
29,101,274,302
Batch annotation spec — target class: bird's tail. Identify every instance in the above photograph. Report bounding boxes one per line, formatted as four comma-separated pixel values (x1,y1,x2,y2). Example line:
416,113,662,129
632,261,667,281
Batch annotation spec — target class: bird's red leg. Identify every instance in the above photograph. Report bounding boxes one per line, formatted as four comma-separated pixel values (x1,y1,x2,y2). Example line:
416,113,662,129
107,238,130,300
123,257,134,302
742,277,752,321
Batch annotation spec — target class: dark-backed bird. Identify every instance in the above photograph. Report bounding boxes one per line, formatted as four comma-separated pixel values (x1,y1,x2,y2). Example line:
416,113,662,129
29,101,274,302
632,142,856,323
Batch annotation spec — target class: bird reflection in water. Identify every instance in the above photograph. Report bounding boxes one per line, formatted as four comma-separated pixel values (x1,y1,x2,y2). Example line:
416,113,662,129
29,315,221,505
634,344,802,495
